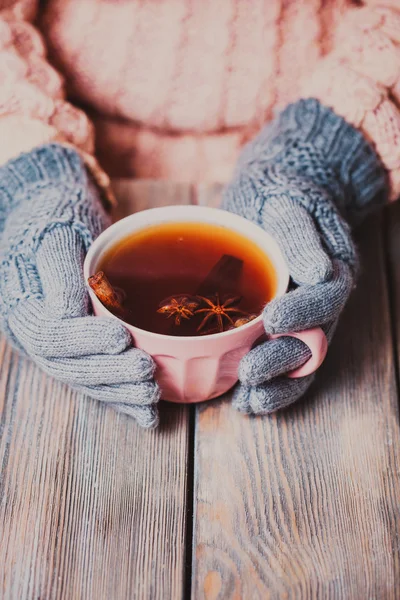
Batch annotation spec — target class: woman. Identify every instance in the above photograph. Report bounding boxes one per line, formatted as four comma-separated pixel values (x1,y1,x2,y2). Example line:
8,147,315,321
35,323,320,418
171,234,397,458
0,0,396,427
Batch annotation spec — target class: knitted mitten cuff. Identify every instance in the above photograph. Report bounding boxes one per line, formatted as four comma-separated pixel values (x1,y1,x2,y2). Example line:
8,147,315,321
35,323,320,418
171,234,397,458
230,98,388,217
223,98,389,274
0,143,109,313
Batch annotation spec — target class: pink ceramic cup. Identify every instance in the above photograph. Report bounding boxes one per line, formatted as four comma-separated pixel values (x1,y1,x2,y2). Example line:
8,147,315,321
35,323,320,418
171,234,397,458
84,205,290,403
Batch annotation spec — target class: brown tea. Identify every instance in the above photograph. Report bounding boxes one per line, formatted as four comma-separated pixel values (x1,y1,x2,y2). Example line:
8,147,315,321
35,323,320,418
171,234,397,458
95,221,277,336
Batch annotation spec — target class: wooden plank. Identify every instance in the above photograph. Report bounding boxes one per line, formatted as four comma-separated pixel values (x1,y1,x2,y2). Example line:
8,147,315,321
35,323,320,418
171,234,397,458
192,214,400,599
0,182,193,600
0,347,190,600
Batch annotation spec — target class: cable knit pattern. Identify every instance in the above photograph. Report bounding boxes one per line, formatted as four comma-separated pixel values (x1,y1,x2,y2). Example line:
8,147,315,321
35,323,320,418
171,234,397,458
38,0,349,180
302,4,400,201
0,3,115,207
1,0,399,195
0,0,397,420
0,13,91,149
0,143,160,428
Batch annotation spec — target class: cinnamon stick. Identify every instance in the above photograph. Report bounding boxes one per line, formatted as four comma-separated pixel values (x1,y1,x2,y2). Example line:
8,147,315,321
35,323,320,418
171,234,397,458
88,271,126,316
90,254,244,332
195,254,243,297
167,254,244,334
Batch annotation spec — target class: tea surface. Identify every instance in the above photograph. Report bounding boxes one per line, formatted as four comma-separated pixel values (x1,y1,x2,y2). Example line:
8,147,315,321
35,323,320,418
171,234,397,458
98,221,277,336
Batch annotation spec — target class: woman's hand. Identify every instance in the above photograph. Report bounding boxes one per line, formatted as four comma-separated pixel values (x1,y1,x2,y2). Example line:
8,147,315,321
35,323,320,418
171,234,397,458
0,144,160,428
223,98,387,415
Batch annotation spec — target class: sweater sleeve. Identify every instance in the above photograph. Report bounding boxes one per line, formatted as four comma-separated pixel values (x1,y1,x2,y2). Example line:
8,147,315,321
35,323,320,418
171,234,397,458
301,1,400,203
0,2,114,208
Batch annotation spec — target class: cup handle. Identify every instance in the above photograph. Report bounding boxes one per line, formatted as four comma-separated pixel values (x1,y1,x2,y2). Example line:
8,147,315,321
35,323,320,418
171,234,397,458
269,327,328,378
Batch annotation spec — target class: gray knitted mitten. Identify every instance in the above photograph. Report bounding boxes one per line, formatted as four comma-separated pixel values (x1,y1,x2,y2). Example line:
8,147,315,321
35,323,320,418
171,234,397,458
0,144,160,428
223,98,388,415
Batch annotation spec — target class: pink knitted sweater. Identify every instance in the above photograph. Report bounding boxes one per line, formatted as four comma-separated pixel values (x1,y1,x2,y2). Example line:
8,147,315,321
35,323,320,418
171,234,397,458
1,0,400,201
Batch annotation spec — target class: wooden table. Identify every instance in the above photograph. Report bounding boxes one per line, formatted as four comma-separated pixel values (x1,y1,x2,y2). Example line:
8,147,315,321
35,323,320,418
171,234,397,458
1,182,400,600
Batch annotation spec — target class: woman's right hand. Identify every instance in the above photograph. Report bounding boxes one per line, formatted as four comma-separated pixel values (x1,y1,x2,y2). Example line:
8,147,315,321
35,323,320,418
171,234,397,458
0,144,160,428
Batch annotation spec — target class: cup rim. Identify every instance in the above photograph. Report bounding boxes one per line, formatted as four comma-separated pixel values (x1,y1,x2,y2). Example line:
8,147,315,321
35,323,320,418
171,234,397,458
84,205,289,342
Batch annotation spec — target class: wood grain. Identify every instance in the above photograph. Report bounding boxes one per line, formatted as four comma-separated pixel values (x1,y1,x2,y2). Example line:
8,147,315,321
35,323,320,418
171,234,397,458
192,214,400,599
0,182,193,600
0,347,190,600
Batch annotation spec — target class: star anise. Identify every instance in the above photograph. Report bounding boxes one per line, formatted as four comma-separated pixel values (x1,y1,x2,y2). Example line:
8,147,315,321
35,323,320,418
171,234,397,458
233,314,258,328
157,295,200,326
195,294,250,333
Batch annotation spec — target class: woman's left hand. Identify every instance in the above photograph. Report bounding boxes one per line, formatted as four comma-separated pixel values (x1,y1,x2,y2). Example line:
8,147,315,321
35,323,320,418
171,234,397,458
222,98,387,415
224,188,354,415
